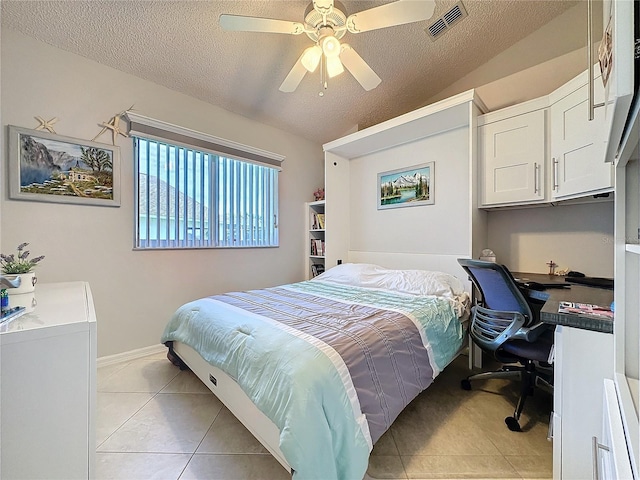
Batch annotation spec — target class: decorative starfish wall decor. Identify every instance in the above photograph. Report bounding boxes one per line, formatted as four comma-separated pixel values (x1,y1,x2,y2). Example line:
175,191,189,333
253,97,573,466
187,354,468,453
34,116,58,134
93,105,134,145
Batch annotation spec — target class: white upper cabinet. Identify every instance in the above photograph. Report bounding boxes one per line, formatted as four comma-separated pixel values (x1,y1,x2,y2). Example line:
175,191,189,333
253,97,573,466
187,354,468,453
549,70,614,200
479,107,546,206
478,67,616,208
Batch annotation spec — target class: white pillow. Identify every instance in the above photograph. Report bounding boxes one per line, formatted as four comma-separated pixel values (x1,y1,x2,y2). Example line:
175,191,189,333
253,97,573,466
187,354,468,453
311,263,465,298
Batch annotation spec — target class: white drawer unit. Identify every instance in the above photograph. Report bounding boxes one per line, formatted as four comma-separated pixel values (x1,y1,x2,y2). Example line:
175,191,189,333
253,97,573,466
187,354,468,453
553,325,614,480
596,379,634,480
0,282,97,479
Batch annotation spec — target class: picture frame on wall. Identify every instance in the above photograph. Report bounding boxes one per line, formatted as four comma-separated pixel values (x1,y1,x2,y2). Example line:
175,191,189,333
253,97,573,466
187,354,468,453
8,125,121,207
377,161,434,210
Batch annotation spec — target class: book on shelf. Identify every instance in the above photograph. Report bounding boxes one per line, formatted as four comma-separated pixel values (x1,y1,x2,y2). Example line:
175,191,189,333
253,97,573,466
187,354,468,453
558,301,613,319
311,263,325,277
310,212,325,230
310,239,324,256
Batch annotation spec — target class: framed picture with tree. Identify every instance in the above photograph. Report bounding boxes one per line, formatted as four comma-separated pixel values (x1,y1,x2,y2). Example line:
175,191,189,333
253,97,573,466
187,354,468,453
377,161,434,210
8,125,121,207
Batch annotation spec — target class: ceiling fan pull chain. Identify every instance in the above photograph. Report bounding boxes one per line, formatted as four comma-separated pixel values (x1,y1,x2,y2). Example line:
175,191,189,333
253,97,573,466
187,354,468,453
319,55,326,97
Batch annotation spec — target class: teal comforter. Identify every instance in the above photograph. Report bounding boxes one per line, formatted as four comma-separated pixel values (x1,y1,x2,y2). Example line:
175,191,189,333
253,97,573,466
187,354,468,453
162,281,464,480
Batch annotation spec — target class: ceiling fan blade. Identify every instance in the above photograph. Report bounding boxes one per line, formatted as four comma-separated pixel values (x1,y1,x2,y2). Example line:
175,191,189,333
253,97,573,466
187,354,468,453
340,45,381,91
279,55,308,92
219,14,304,35
346,0,436,33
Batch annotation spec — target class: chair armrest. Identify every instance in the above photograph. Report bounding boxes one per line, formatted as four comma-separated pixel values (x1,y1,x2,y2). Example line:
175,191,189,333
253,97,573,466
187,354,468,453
511,321,549,342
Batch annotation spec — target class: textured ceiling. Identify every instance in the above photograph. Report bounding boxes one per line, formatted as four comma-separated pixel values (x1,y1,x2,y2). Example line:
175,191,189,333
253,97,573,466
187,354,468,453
1,0,581,144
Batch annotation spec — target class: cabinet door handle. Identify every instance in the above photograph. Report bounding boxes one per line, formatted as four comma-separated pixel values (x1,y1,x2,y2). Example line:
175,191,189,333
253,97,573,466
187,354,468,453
534,162,540,194
552,158,559,191
592,436,610,480
587,0,605,121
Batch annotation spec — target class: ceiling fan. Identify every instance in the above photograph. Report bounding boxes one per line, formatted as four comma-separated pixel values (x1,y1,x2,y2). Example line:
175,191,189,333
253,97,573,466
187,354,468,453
219,0,436,94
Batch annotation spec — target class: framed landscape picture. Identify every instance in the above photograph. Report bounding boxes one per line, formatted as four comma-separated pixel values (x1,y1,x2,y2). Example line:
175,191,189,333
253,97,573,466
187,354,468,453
8,125,121,207
377,161,434,210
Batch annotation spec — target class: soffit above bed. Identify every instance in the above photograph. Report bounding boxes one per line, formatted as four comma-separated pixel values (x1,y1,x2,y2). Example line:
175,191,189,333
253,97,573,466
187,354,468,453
323,89,484,159
1,0,583,144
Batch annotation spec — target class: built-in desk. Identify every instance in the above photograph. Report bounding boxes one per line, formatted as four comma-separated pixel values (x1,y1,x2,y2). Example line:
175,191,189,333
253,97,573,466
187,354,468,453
514,272,613,333
512,273,614,480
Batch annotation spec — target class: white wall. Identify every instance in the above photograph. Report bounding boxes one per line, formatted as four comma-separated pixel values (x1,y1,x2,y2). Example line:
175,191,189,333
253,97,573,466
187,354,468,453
486,201,614,277
348,128,471,256
1,29,324,356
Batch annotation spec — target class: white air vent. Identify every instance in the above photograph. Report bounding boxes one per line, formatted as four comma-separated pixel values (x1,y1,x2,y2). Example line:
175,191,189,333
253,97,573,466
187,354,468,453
425,1,468,41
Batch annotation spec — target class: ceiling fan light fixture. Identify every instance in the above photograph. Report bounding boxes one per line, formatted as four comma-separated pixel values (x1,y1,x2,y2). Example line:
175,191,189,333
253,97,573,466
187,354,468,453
301,45,322,72
326,56,344,78
321,35,341,58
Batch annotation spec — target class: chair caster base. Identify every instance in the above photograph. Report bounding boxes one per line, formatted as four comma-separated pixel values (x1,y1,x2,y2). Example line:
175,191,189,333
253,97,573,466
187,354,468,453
460,379,471,391
505,416,522,432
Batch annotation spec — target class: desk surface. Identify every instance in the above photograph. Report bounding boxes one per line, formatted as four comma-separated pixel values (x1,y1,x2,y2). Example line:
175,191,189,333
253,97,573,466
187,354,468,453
514,272,613,334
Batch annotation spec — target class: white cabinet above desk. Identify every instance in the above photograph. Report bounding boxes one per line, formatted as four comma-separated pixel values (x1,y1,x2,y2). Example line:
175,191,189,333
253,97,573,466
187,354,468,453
478,100,547,206
479,67,614,209
549,70,614,200
1,282,97,479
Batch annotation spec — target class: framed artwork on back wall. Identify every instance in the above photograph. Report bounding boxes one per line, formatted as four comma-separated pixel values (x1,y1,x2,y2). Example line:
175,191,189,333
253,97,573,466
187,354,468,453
377,161,434,210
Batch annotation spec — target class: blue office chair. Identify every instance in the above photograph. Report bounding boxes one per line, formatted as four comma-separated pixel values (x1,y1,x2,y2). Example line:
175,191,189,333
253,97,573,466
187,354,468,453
457,259,554,432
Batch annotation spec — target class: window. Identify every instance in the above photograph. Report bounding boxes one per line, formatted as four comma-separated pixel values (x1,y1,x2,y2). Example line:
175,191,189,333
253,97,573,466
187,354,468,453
129,113,282,249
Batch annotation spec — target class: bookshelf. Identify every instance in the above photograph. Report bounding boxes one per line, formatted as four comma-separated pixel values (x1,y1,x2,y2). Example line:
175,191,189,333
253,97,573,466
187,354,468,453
306,200,325,279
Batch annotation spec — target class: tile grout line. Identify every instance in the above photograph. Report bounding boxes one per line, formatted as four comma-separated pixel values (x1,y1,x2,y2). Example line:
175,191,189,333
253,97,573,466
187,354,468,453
177,405,224,480
95,391,157,451
96,355,178,453
387,428,409,480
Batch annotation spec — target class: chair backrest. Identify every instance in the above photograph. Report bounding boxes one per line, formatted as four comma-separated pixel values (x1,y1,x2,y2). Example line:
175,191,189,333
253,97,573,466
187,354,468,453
457,259,534,326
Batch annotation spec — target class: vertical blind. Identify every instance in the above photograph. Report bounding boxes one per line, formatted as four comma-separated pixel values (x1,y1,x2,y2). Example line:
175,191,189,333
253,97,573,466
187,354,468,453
134,137,279,249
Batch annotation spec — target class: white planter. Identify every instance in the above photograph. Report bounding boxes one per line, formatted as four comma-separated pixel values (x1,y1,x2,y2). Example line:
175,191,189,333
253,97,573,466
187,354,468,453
8,292,37,312
5,272,37,295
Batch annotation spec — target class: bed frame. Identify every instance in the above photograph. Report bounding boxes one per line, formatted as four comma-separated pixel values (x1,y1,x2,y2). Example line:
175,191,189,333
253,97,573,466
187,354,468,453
169,341,292,473
167,253,473,476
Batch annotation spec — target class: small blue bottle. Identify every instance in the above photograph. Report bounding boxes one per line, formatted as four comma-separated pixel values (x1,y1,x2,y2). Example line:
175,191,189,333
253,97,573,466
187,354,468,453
1,289,9,313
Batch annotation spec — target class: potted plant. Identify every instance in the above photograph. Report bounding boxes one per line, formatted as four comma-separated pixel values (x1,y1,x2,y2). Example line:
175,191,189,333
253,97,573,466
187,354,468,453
0,243,45,294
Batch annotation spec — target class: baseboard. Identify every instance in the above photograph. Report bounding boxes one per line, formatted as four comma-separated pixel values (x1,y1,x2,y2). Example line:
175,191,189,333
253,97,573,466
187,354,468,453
97,343,167,367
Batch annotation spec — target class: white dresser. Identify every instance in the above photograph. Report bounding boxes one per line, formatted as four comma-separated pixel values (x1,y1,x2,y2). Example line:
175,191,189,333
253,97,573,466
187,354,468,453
0,282,97,479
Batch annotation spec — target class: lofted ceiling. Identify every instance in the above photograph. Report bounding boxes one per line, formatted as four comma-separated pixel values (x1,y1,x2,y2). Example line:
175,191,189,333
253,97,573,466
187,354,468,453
2,0,583,144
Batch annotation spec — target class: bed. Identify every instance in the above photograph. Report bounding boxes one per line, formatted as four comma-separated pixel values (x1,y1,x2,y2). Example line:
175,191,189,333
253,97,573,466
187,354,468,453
161,263,470,480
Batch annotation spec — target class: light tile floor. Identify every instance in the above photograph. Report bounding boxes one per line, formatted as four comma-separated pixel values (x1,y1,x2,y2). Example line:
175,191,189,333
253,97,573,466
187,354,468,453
96,351,553,480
